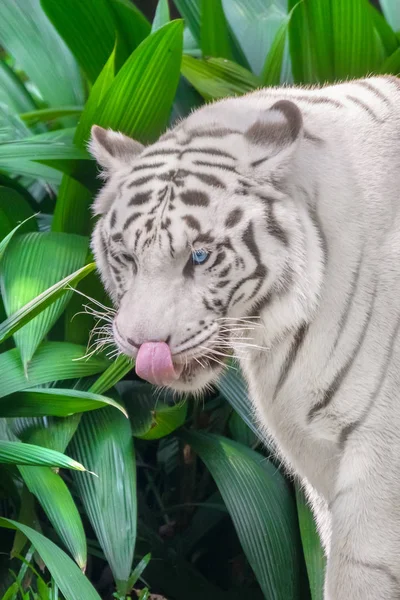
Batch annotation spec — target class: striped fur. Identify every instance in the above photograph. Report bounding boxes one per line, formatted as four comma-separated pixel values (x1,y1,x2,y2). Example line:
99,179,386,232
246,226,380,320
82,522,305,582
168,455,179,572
90,76,400,600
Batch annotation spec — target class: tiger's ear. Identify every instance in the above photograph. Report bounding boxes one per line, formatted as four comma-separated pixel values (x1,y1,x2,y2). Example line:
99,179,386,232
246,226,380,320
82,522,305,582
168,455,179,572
244,100,303,178
89,125,144,173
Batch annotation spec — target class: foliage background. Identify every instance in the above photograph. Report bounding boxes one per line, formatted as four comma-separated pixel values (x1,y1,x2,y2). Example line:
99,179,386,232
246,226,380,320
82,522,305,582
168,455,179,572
0,0,399,599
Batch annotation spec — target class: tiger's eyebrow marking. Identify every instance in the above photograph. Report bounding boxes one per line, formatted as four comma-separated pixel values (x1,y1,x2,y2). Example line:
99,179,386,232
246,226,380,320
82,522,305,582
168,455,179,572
180,190,210,207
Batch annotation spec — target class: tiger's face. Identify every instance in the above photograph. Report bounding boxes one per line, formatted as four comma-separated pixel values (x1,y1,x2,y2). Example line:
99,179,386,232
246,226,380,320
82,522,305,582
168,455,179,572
89,100,305,392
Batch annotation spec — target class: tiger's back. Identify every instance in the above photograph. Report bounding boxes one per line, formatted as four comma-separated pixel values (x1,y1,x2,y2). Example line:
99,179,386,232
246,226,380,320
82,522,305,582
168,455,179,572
89,76,400,600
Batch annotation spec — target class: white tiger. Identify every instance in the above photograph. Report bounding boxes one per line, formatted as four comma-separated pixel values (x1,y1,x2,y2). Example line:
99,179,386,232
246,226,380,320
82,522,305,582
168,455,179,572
89,75,400,600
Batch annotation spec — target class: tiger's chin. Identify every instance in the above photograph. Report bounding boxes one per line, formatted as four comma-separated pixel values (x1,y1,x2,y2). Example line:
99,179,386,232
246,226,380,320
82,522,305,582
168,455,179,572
167,355,227,395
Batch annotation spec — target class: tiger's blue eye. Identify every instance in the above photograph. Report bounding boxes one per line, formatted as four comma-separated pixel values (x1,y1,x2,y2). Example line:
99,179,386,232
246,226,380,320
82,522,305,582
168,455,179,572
192,249,209,265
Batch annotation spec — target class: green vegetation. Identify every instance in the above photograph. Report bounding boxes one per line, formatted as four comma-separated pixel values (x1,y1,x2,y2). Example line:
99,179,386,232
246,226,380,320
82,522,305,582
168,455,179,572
0,0,399,598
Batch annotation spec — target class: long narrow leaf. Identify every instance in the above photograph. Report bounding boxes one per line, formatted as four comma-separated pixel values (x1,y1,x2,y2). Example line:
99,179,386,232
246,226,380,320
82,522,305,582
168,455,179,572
0,215,37,263
0,0,84,106
0,441,87,470
0,342,109,399
19,466,87,569
0,388,126,418
181,55,260,101
201,0,233,60
1,232,89,366
0,519,102,600
70,408,137,595
183,431,301,599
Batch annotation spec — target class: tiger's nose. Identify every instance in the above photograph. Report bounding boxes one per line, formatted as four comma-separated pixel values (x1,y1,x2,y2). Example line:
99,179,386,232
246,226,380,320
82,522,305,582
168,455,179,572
126,334,171,349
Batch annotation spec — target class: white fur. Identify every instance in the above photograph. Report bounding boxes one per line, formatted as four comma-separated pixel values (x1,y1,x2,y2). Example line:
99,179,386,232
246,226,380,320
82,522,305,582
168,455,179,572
90,76,400,599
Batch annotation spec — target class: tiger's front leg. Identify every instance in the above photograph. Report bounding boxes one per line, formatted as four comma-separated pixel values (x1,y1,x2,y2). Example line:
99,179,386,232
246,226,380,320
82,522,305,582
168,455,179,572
324,434,400,599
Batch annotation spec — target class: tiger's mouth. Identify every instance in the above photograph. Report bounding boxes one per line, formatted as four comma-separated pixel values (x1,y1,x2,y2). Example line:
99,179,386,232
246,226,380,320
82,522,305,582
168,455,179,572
172,345,231,382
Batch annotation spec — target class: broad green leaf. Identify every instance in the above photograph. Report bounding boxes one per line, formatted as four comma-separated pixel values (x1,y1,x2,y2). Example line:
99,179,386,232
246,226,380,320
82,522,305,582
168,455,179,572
222,0,288,76
1,264,95,348
0,61,36,115
11,414,81,453
0,130,90,162
295,486,325,600
0,263,95,345
201,0,233,60
0,519,102,600
370,4,399,57
183,431,301,599
288,0,317,83
40,0,117,83
89,354,133,395
0,0,84,107
1,232,89,365
261,5,297,86
0,215,37,264
20,107,83,126
52,48,115,235
181,55,260,101
96,20,184,143
70,408,136,595
0,388,126,418
19,466,87,569
0,186,37,241
174,0,201,43
216,368,262,441
228,410,258,447
380,0,400,32
0,440,87,470
381,47,400,75
152,0,170,32
109,0,151,65
0,342,109,399
124,384,187,439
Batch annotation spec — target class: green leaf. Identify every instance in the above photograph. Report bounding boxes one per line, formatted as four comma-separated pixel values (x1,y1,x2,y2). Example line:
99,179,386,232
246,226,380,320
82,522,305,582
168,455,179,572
295,486,325,600
0,263,95,345
20,107,83,126
127,554,151,589
110,0,151,64
52,48,115,235
201,0,233,60
0,388,127,418
0,186,37,241
0,519,102,600
96,20,184,143
183,431,301,599
181,55,260,101
40,0,117,83
0,342,109,399
127,387,187,440
19,466,87,569
216,367,261,441
381,47,400,75
369,4,399,57
0,215,37,264
70,408,137,594
380,0,400,32
0,440,87,470
222,0,288,76
174,0,201,43
228,410,258,447
261,4,298,86
288,0,317,83
152,0,170,32
0,0,84,106
89,354,133,395
0,60,36,115
1,232,89,365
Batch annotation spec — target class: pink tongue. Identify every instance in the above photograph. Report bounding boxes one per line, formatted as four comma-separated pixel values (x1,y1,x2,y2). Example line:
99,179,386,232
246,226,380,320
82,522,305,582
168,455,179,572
135,342,182,386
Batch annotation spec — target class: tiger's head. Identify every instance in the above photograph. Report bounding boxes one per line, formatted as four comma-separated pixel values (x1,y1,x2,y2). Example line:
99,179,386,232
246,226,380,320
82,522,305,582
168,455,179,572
89,98,323,393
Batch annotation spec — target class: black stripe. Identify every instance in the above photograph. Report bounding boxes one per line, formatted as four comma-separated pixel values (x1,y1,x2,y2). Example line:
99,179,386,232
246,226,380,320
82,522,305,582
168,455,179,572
346,95,381,121
331,254,363,352
292,94,344,108
111,233,122,243
182,215,201,231
251,155,270,168
349,559,400,590
308,284,377,422
142,148,180,158
183,147,235,159
207,251,226,271
304,129,324,144
181,127,241,145
339,313,400,448
242,221,262,263
273,324,308,400
194,232,215,245
355,81,391,105
192,160,237,172
131,162,165,173
193,172,226,188
127,175,154,188
180,190,210,207
128,192,151,206
262,199,289,246
225,208,243,228
110,209,117,228
123,212,142,230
